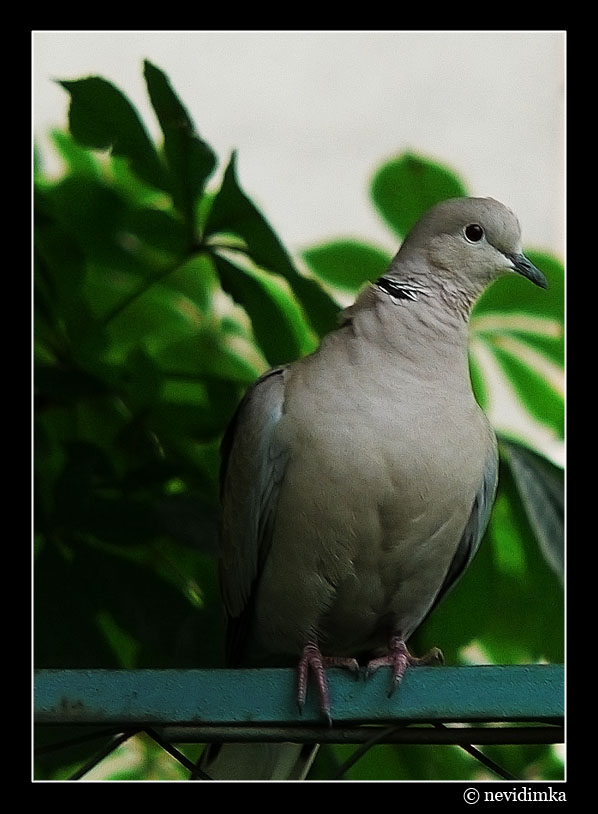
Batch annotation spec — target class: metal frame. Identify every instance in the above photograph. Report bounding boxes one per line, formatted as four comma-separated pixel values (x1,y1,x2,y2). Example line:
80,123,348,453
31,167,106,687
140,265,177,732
34,664,564,780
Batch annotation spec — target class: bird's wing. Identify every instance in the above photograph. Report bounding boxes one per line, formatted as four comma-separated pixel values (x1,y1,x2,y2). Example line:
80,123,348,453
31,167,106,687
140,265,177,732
426,444,498,619
219,367,289,665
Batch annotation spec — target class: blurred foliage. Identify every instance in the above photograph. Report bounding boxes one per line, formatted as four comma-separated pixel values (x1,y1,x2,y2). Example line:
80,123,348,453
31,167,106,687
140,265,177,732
34,62,564,780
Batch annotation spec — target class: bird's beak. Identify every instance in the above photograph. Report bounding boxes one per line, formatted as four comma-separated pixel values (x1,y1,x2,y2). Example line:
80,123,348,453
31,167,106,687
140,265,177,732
505,252,548,289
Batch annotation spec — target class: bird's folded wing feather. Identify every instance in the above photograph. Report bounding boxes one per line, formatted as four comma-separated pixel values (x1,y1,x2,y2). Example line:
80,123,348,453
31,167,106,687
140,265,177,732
219,367,289,665
427,444,498,620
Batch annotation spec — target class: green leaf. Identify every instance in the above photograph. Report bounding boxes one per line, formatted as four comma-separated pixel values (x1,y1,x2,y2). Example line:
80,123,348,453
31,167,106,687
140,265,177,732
500,439,564,580
482,460,564,665
159,253,217,314
46,174,147,276
149,378,240,444
204,152,339,337
50,128,102,178
302,239,392,292
143,61,217,234
371,152,468,239
487,341,564,436
153,330,262,384
107,154,172,210
123,207,189,258
212,253,310,366
59,75,167,192
100,277,205,362
118,347,163,411
34,188,86,302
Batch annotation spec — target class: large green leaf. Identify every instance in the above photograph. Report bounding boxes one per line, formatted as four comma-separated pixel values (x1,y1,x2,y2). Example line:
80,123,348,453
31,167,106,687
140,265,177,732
143,60,217,234
500,439,564,580
486,342,564,436
123,207,189,258
59,76,167,192
99,279,207,364
212,253,311,366
46,174,146,275
371,152,468,239
204,152,339,337
152,329,262,384
302,239,392,292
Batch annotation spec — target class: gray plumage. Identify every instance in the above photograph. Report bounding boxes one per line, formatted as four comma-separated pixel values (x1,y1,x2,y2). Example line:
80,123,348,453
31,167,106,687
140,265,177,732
200,197,547,780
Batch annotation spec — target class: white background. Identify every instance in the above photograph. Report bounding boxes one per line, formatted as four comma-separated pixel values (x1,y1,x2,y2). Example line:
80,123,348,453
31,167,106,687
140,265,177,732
33,30,565,260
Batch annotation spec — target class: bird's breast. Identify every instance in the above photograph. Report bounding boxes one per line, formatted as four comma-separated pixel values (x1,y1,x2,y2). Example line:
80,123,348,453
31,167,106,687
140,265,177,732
250,354,490,659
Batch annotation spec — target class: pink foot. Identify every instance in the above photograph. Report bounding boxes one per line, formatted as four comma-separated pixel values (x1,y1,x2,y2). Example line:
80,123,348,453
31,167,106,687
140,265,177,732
365,634,443,696
297,642,359,723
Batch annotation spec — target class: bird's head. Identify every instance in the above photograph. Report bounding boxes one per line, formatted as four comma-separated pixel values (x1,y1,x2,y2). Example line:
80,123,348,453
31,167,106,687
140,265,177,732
393,197,547,300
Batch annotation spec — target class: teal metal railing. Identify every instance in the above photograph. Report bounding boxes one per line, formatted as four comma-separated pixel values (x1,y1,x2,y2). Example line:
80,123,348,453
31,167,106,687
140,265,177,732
34,664,564,780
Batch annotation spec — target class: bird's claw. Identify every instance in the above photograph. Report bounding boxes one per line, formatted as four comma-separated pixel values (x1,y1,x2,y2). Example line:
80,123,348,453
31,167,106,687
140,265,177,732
297,643,360,724
365,636,444,696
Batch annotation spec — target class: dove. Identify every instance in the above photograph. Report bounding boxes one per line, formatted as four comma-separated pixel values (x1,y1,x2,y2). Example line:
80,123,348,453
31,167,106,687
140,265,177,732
199,197,547,779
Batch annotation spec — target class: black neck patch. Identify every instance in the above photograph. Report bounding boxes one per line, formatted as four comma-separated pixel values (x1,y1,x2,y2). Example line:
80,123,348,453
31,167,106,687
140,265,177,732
376,276,425,302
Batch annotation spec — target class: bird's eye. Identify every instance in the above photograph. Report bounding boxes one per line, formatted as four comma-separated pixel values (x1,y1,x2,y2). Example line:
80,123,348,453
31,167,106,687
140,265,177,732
464,223,484,243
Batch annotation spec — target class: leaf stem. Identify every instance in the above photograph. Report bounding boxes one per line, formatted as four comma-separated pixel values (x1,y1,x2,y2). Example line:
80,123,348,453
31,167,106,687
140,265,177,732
100,240,255,326
100,252,195,326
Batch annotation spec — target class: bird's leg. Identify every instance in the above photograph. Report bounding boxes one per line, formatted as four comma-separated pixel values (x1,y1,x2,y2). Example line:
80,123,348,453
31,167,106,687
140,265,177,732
365,634,444,697
297,642,359,724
